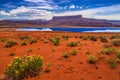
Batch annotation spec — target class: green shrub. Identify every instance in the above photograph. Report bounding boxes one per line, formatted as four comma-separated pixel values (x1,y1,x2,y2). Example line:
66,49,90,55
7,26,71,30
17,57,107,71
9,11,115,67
49,37,60,46
71,50,77,56
89,36,97,41
110,35,119,39
29,39,37,44
100,47,116,55
5,40,17,48
9,52,15,56
20,36,29,40
67,42,78,47
99,36,108,43
53,39,60,46
82,36,89,40
21,41,27,46
111,39,120,47
4,56,43,80
108,58,116,69
62,53,69,58
116,52,120,59
63,36,69,40
88,55,96,64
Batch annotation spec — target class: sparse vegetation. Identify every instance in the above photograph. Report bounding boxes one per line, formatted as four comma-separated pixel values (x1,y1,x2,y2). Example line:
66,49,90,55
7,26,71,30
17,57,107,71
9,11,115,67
29,39,37,44
4,56,43,80
86,50,90,54
103,43,112,48
110,35,120,39
71,50,77,56
63,36,69,40
21,41,27,46
89,36,97,41
27,49,32,52
116,51,120,59
0,38,8,42
82,36,89,40
20,36,30,40
111,39,120,46
100,47,116,55
5,40,17,48
46,62,51,68
62,53,69,58
67,42,78,47
88,55,96,64
49,37,60,46
9,52,15,56
108,58,116,69
99,36,108,43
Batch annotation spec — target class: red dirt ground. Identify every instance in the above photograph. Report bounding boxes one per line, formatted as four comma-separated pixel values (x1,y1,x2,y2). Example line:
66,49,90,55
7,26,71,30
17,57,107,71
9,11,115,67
0,31,120,80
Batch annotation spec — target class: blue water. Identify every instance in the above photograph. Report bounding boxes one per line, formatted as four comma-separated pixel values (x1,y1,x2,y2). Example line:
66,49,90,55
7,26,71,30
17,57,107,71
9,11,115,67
17,27,120,32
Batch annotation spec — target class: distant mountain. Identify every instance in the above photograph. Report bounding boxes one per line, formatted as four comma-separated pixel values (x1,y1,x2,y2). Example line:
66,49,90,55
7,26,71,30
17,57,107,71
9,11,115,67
0,15,120,28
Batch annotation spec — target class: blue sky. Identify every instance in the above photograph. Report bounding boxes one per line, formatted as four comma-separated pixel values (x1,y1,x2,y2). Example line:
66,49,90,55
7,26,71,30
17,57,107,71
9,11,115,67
0,0,120,20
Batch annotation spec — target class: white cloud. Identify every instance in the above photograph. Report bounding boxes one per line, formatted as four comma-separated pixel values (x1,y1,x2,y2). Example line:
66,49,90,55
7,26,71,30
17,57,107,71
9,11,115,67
80,6,83,9
30,5,59,10
24,0,47,3
0,6,53,20
24,0,59,10
54,4,120,20
69,5,75,9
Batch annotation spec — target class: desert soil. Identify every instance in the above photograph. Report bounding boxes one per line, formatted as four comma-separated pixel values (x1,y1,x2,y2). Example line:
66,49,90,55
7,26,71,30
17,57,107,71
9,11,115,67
0,31,120,80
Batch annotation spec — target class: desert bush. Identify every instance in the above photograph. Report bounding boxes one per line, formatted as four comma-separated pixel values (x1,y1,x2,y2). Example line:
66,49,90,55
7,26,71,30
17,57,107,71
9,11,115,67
21,41,27,46
89,36,97,41
82,36,89,40
53,37,60,46
116,58,120,63
27,49,32,52
62,36,69,40
67,42,78,47
4,56,43,80
29,39,37,44
116,51,120,59
88,55,96,64
99,36,108,43
100,47,116,55
49,37,60,46
71,50,77,56
20,36,30,40
9,52,15,56
0,38,8,42
86,50,90,54
108,58,116,69
44,40,49,43
5,40,17,48
103,43,112,48
74,36,78,38
111,39,120,47
79,36,83,39
46,62,51,68
110,35,120,39
62,53,69,58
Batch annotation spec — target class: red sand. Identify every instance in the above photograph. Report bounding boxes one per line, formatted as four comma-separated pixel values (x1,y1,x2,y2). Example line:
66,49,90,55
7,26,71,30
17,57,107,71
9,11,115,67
0,31,120,80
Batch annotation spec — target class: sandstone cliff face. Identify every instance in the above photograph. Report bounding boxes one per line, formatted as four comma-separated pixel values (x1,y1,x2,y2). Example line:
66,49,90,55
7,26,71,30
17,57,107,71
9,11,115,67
0,15,120,28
